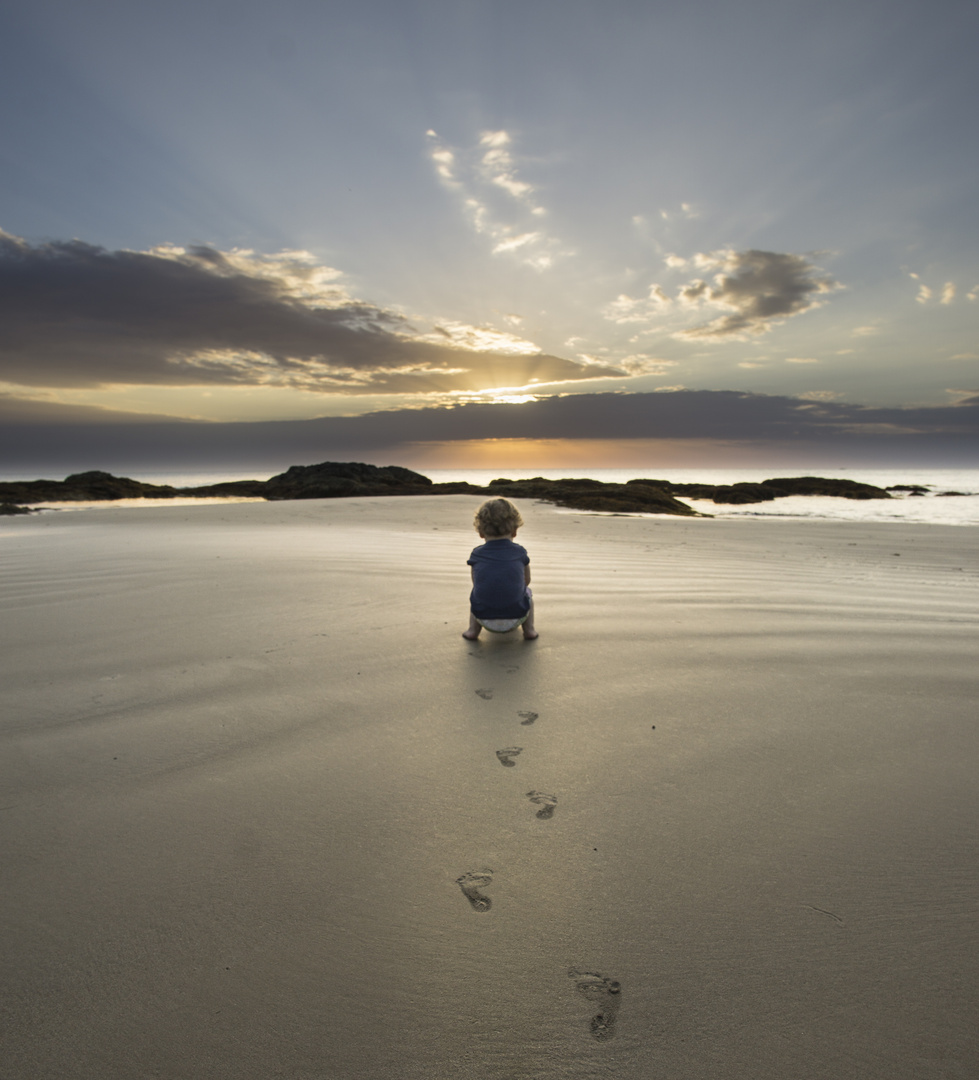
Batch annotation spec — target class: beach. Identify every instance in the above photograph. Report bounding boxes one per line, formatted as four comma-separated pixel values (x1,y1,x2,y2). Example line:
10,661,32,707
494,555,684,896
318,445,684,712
2,496,978,1079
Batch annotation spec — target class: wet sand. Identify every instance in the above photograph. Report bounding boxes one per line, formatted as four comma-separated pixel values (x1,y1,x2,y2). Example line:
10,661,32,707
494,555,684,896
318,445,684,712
2,497,978,1079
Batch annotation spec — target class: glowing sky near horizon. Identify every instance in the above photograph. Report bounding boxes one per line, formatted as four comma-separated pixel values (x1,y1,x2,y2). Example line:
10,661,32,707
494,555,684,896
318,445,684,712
1,0,977,469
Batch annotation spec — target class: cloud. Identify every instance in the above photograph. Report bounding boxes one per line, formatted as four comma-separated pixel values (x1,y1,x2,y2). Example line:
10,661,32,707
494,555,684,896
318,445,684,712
4,390,977,473
659,203,699,222
796,390,841,401
0,231,624,396
479,130,536,200
612,356,678,376
673,250,840,339
785,357,820,364
602,250,840,339
911,274,957,306
677,279,710,305
425,130,563,271
601,283,672,325
602,289,664,324
0,392,187,425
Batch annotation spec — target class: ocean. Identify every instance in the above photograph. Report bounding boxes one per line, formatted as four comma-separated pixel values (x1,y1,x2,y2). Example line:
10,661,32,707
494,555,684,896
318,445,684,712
17,466,979,526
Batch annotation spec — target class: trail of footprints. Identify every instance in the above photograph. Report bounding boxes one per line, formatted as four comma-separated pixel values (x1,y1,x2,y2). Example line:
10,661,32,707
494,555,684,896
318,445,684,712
457,670,619,1041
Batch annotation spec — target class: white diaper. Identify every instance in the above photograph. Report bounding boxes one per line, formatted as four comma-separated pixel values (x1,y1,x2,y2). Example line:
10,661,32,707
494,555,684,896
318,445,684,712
477,616,528,633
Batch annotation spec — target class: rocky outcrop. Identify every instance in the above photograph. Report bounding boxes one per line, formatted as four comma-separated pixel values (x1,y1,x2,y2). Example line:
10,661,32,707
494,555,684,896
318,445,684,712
659,476,892,504
0,471,183,503
261,461,433,500
0,464,435,503
1,464,905,517
484,477,701,516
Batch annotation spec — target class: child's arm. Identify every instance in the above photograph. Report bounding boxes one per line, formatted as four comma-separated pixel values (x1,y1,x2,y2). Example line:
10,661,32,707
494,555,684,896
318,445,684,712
524,565,531,585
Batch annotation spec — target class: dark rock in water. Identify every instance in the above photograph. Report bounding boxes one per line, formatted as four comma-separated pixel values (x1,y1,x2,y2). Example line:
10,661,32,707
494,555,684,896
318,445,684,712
888,484,929,495
428,480,488,494
261,461,433,500
0,462,433,505
709,483,781,505
0,471,183,503
640,476,891,505
484,476,701,516
0,464,905,518
702,476,892,505
1,502,35,515
179,479,271,497
760,477,891,500
936,490,968,497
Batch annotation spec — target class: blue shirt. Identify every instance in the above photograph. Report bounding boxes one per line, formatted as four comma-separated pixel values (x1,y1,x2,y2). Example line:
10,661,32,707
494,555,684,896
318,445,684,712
468,539,530,619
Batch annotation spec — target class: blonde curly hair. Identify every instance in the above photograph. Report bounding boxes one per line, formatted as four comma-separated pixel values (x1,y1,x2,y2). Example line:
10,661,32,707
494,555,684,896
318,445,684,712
473,497,524,539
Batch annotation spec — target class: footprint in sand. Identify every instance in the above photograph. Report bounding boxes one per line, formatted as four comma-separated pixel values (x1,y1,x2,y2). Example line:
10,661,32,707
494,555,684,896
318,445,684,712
496,746,523,767
457,869,494,912
475,688,494,700
518,711,538,725
568,969,622,1040
527,791,557,819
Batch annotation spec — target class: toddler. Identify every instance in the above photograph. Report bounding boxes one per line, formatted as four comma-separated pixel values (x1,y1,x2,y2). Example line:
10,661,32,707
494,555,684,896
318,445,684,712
463,498,538,641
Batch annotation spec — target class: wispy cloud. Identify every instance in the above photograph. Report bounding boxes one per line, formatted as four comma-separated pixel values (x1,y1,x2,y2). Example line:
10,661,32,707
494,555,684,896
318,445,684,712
797,390,841,401
659,203,699,222
910,272,958,306
914,277,933,304
425,129,563,271
601,283,671,324
0,230,623,398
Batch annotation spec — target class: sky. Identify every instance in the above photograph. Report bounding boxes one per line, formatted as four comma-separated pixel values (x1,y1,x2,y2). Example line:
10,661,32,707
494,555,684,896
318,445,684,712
1,0,977,477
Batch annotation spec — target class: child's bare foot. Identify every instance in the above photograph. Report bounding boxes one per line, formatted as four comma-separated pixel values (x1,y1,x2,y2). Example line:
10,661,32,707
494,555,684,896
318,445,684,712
522,628,539,640
462,629,481,640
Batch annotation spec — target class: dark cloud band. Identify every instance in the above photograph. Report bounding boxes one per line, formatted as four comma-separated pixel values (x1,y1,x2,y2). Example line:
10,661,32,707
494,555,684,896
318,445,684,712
3,390,976,474
0,231,622,392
